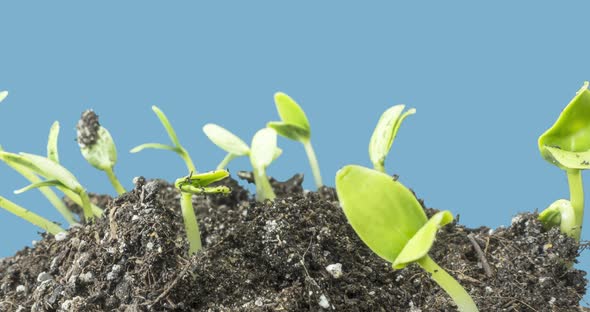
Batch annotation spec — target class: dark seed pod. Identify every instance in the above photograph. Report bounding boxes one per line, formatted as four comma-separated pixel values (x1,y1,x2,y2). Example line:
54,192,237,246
77,109,100,147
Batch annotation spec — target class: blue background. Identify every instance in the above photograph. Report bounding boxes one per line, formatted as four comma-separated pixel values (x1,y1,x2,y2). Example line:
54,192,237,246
1,1,589,305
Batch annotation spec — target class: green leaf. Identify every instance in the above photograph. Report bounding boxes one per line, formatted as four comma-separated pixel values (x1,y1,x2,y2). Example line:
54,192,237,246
250,128,278,170
542,146,590,170
272,147,283,161
273,92,310,131
539,81,590,170
335,165,428,263
175,169,230,188
80,127,117,171
130,143,178,153
539,199,578,238
393,211,453,269
178,184,231,195
0,195,65,235
267,121,310,142
203,123,250,156
14,180,65,195
152,105,181,148
369,105,415,170
0,91,7,103
47,121,60,163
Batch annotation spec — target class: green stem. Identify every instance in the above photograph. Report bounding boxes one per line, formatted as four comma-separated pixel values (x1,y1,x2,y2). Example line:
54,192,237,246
217,153,236,170
78,190,95,223
417,255,479,312
253,167,275,202
374,162,386,173
178,147,196,173
0,196,65,235
567,170,584,241
59,186,103,217
105,166,126,195
180,192,202,254
7,162,77,225
303,140,323,189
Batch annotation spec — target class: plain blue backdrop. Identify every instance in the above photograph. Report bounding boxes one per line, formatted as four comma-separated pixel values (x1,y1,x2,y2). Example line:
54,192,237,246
1,1,589,305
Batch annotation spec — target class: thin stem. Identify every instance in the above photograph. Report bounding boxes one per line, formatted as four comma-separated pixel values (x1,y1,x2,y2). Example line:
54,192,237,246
0,196,65,235
180,192,202,254
105,166,126,195
217,153,236,170
253,167,275,202
79,190,95,222
417,255,479,312
303,140,323,189
567,170,584,241
58,186,103,217
374,162,386,173
178,147,196,174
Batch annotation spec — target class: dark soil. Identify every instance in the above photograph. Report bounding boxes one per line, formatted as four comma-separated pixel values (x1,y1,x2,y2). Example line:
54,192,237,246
0,174,588,311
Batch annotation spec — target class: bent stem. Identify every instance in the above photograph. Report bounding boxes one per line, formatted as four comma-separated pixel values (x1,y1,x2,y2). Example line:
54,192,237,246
78,190,95,222
417,255,479,312
180,192,202,254
58,186,103,218
179,147,196,173
567,170,584,241
105,167,126,195
217,153,236,170
253,168,275,202
0,196,65,235
303,140,323,189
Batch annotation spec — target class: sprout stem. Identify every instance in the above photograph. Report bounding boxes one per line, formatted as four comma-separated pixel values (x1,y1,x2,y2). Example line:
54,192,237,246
178,147,196,174
374,162,386,173
217,153,236,170
0,196,65,235
180,192,202,254
417,255,479,312
58,186,103,218
253,168,275,202
303,140,323,189
567,170,584,241
105,167,126,195
79,190,95,222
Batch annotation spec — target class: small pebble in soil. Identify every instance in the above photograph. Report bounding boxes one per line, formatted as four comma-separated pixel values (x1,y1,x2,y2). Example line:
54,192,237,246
15,285,25,293
318,294,330,309
55,232,68,241
325,263,343,279
79,272,94,284
36,272,52,283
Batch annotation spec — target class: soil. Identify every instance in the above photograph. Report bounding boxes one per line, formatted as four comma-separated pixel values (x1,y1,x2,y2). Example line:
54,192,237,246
0,174,588,311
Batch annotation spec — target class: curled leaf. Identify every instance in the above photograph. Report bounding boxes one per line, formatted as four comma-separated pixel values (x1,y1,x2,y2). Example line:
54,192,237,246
203,124,250,156
268,92,311,142
80,127,118,171
369,105,415,171
250,128,278,170
47,121,60,163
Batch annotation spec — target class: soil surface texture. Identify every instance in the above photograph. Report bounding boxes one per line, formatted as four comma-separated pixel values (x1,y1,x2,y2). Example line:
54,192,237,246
0,174,588,312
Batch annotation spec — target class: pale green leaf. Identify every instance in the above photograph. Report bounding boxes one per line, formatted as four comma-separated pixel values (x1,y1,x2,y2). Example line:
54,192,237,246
369,105,415,170
0,196,65,235
14,180,65,195
130,143,177,153
272,147,283,161
273,92,310,131
80,127,117,171
539,199,578,239
335,165,427,263
267,121,310,142
175,169,230,188
47,121,60,163
393,211,453,269
0,91,7,103
179,184,231,195
152,105,181,148
203,124,250,156
250,128,277,169
542,146,590,170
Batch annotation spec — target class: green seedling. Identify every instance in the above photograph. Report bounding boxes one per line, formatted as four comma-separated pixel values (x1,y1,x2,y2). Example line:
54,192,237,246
77,110,126,195
0,195,65,235
0,151,98,222
538,81,590,241
131,106,196,173
267,92,323,189
336,165,478,312
174,170,231,254
369,105,416,172
202,123,283,170
250,128,280,202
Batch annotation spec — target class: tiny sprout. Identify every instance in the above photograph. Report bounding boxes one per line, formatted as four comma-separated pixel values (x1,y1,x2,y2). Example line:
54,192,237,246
0,90,8,103
369,105,415,172
336,165,478,312
77,110,126,195
174,170,231,254
268,92,323,189
538,81,590,241
250,128,280,202
131,106,196,173
203,123,283,170
0,195,65,235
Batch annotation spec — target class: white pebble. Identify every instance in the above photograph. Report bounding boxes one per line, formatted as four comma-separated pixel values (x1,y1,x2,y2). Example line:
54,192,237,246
37,272,52,283
132,215,139,221
15,285,25,293
79,272,94,283
55,232,68,241
254,297,264,307
146,242,154,250
325,263,343,279
318,294,330,309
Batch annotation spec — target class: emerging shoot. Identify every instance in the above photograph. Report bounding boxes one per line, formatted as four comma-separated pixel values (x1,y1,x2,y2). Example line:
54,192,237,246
268,92,323,189
174,170,231,254
336,165,478,312
369,105,415,172
538,81,590,241
131,106,196,173
0,196,65,235
250,128,279,202
77,110,126,195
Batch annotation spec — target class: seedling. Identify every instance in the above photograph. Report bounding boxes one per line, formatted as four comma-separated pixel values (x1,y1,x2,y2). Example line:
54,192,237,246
202,123,283,170
131,106,196,173
77,110,126,195
267,92,323,189
174,170,231,254
538,81,590,241
336,165,478,312
250,128,279,202
0,195,65,235
369,105,415,172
